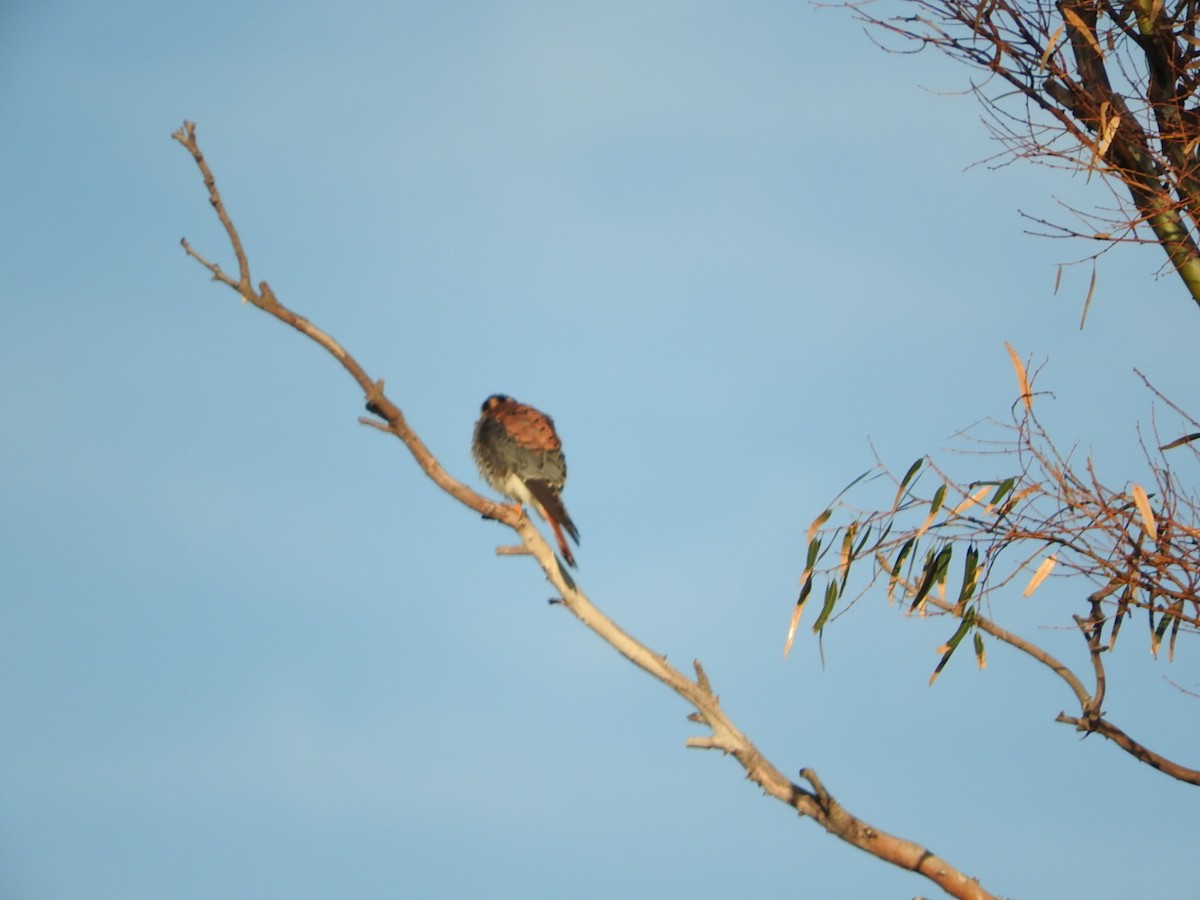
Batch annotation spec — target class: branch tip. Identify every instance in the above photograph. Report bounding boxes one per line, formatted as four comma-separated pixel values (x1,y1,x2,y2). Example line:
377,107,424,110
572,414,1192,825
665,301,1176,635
800,767,832,805
693,659,712,693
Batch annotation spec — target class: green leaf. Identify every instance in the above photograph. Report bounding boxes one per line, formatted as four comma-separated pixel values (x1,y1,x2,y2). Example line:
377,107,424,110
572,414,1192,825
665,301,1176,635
911,544,953,611
990,477,1016,509
1160,432,1200,451
930,607,976,685
812,580,840,633
837,523,857,588
841,468,874,493
804,537,821,572
852,523,874,558
1107,584,1132,650
893,458,924,509
929,483,948,517
957,544,980,606
891,539,915,578
887,538,916,605
796,576,814,607
876,519,894,546
900,458,923,489
1153,601,1181,656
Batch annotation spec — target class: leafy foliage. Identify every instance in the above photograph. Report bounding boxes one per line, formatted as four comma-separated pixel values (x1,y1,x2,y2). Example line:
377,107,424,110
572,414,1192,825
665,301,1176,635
849,0,1200,308
785,356,1200,677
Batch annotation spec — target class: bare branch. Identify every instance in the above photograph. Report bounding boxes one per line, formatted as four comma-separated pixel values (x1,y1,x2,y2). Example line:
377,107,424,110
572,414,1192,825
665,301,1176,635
1054,711,1200,784
174,121,997,900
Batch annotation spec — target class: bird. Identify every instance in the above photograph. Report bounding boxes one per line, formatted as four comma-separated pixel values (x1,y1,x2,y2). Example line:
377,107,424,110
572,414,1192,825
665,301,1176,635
472,393,580,567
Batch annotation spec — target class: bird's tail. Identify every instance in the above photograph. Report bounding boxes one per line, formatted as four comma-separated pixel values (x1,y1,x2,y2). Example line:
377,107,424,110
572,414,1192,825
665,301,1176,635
526,480,580,567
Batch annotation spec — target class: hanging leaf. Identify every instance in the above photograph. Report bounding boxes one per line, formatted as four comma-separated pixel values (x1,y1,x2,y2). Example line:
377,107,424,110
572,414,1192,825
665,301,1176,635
957,544,981,607
949,484,992,517
838,468,875,496
914,484,949,540
1095,111,1121,160
893,458,924,510
1040,24,1064,69
852,523,874,559
1022,553,1058,597
887,538,916,605
986,477,1016,513
1061,7,1104,59
1160,432,1200,451
1108,583,1133,650
930,607,977,685
806,509,832,545
1168,601,1183,662
783,576,814,658
997,483,1040,519
838,535,857,596
839,522,858,577
1005,341,1032,412
876,519,894,546
911,544,953,612
1130,483,1158,542
1152,604,1174,656
797,575,814,607
839,525,874,597
1079,264,1098,329
803,537,822,577
812,580,840,633
973,631,987,670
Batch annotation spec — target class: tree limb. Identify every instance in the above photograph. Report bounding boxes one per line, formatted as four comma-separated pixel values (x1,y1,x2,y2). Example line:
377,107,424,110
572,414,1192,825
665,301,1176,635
921,592,1200,785
173,120,996,900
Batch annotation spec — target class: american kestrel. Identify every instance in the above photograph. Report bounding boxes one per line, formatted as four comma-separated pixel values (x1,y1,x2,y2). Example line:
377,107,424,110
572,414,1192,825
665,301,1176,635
472,394,580,567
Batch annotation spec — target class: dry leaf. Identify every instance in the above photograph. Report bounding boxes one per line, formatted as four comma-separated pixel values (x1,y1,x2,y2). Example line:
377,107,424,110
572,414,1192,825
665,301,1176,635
1023,554,1058,597
1079,265,1097,329
1005,341,1032,412
806,509,831,545
1096,111,1120,160
950,485,993,517
1131,483,1158,542
913,508,938,541
783,601,804,658
1040,25,1064,70
1061,7,1103,57
838,523,857,576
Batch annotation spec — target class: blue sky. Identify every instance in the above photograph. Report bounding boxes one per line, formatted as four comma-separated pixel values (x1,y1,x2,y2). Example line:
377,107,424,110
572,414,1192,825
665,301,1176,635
4,2,1200,897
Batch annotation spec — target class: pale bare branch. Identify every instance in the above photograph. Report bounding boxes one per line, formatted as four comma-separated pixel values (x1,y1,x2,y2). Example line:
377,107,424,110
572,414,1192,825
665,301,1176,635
174,121,998,900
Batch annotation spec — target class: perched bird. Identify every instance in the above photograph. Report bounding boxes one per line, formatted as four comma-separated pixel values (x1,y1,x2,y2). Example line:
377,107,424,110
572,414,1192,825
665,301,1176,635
472,394,580,567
